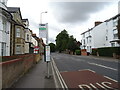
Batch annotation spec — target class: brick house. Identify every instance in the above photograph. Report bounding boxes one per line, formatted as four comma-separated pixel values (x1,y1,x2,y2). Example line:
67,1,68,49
8,7,25,55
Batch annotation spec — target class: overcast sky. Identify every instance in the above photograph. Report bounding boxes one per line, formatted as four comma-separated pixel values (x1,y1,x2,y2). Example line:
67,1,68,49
7,0,119,44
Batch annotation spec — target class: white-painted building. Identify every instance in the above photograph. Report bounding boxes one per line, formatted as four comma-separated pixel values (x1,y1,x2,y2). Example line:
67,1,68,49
118,1,120,13
81,14,120,53
31,36,38,53
0,0,12,56
24,29,32,54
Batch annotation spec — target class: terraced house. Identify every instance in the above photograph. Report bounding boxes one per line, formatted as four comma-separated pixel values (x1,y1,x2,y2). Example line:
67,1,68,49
23,19,34,54
81,14,120,57
0,0,12,56
8,7,26,55
32,34,44,54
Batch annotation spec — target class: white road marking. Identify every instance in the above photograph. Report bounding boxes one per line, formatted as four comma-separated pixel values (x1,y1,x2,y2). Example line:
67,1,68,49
104,76,118,82
78,69,118,82
88,62,118,71
86,69,96,73
51,58,68,89
78,69,96,73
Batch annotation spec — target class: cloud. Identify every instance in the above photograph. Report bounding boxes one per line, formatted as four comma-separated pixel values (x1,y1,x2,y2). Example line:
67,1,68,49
49,2,111,24
49,37,56,43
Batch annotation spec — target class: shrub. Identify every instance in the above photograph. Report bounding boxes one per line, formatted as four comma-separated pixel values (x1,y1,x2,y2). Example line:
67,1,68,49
75,50,81,55
98,47,120,57
92,48,98,56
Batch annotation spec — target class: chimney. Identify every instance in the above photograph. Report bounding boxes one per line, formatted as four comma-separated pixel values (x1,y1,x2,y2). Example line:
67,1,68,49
32,34,36,37
95,21,103,26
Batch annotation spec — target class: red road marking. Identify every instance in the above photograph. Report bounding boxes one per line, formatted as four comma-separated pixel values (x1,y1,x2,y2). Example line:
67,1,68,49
60,70,120,89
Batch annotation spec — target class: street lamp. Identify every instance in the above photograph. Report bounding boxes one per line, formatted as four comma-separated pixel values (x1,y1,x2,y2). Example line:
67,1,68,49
40,11,50,79
40,11,47,24
40,11,48,43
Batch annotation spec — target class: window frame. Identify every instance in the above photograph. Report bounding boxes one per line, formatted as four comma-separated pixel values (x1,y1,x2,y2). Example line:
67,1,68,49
16,45,21,54
16,28,21,37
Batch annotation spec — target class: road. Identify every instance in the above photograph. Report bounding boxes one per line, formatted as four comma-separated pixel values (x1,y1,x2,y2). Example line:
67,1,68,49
51,53,120,89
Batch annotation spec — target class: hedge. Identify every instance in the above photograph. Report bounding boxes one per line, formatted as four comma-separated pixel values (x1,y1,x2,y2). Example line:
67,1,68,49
98,47,120,57
75,50,81,55
92,48,98,56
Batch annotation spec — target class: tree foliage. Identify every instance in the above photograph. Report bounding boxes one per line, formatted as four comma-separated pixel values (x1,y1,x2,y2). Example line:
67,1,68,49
49,43,56,52
67,35,79,52
56,29,69,52
56,29,81,53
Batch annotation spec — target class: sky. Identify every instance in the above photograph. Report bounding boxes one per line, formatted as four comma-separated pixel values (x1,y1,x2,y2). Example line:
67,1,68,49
7,0,119,44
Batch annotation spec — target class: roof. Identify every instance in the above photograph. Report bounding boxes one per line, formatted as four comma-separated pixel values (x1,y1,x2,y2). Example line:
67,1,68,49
105,13,120,22
7,7,23,22
7,7,20,13
81,13,120,35
81,28,93,35
0,7,12,19
22,19,28,22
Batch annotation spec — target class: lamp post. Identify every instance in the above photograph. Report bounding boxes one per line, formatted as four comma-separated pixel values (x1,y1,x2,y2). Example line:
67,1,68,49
40,11,50,79
40,11,47,24
40,11,48,43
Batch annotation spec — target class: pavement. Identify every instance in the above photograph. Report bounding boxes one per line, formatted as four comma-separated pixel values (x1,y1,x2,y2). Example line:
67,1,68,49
11,56,55,89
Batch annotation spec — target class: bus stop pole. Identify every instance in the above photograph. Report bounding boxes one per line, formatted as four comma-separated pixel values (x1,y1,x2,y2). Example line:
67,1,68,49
46,23,50,79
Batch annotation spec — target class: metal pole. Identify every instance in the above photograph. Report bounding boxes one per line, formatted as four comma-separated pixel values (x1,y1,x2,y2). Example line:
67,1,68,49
46,23,50,79
41,12,50,79
40,13,42,24
40,12,50,79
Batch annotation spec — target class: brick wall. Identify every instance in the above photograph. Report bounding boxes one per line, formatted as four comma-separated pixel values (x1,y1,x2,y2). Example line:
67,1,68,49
81,49,87,56
1,54,41,89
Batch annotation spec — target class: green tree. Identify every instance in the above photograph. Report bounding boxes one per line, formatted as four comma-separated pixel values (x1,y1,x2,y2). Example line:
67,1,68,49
56,29,69,53
67,35,74,51
67,36,80,54
49,43,56,52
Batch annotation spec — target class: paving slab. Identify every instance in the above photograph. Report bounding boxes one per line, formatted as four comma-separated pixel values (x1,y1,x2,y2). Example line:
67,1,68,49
11,59,55,88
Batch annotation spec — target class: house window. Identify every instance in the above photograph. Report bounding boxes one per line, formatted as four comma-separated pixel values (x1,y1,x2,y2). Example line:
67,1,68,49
1,42,6,56
89,39,91,43
2,19,6,32
86,37,88,43
16,28,20,37
83,45,86,49
106,36,108,41
111,43,115,47
27,34,29,41
83,40,85,44
113,29,118,39
87,46,89,50
16,45,21,54
113,19,118,27
90,46,92,53
83,34,85,38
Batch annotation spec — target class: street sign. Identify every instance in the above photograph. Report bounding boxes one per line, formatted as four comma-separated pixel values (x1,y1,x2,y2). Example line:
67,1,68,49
39,23,47,38
39,24,46,30
34,46,39,51
61,70,120,89
44,45,50,62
